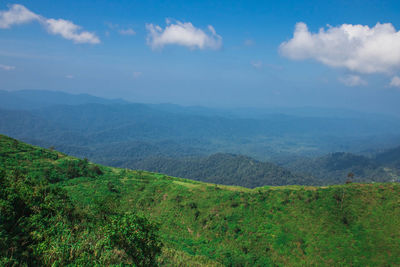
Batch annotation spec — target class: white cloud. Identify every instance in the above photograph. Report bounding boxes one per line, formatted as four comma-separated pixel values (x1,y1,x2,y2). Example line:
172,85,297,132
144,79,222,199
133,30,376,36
119,28,136,36
0,4,39,29
65,74,74,79
339,75,367,87
280,22,400,74
0,64,15,70
389,76,400,87
146,20,222,50
133,71,142,79
44,19,100,44
0,4,99,44
106,22,136,36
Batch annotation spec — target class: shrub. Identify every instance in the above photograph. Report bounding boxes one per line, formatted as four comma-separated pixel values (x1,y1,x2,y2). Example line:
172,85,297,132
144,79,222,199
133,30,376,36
105,213,163,266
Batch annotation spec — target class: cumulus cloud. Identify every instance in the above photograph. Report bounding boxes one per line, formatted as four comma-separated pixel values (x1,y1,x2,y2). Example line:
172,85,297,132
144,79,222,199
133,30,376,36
44,19,100,44
0,4,39,29
280,22,400,74
339,75,367,87
119,28,136,36
0,64,15,70
389,76,400,87
146,20,222,50
0,4,99,44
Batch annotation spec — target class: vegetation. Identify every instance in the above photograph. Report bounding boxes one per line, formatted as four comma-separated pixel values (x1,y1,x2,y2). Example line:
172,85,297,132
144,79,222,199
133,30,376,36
1,91,399,152
1,134,400,266
0,135,162,266
284,152,400,184
130,153,319,188
2,90,400,189
376,145,400,168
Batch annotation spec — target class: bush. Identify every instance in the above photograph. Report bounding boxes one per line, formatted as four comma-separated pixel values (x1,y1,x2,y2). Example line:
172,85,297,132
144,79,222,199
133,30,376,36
105,213,163,266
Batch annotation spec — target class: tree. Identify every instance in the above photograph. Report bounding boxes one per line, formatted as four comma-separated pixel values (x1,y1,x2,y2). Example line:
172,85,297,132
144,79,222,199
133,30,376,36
346,172,354,184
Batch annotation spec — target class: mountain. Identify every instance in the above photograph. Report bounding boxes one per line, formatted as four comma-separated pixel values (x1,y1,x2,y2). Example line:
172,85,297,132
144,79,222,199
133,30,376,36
1,134,400,266
2,99,400,158
126,151,400,187
283,152,400,184
1,90,400,189
128,153,319,187
0,89,127,110
376,145,400,168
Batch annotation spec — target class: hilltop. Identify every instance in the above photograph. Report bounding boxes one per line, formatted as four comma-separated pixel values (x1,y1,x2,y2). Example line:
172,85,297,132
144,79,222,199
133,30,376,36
1,134,399,266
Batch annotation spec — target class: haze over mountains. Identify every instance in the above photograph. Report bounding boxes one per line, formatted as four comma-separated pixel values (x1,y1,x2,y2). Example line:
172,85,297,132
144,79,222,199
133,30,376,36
3,1,400,265
1,89,400,186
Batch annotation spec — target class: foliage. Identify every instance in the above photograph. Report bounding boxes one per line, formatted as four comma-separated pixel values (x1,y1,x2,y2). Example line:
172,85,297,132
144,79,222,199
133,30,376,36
105,213,162,266
0,135,162,266
1,134,400,266
285,152,400,184
2,95,400,187
130,153,319,188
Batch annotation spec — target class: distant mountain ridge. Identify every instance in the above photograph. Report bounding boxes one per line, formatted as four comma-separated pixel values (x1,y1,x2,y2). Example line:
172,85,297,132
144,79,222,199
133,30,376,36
0,89,128,110
376,145,400,168
283,151,400,184
128,153,319,188
1,89,400,187
2,101,400,162
2,89,399,120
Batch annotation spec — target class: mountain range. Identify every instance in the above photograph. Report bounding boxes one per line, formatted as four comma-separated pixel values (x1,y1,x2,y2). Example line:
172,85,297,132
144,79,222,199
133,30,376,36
1,89,400,187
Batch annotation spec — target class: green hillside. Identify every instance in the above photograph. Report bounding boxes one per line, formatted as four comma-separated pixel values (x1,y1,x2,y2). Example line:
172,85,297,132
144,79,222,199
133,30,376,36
1,134,400,266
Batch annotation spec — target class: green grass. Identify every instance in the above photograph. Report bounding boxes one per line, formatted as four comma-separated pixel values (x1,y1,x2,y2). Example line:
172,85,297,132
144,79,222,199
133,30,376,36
1,134,400,266
64,173,400,266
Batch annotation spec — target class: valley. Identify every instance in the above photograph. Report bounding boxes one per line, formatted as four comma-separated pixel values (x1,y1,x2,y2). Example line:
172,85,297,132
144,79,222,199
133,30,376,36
1,90,400,188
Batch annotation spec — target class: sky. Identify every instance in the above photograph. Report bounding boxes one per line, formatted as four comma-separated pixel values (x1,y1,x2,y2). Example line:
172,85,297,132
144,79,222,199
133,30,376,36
1,0,400,115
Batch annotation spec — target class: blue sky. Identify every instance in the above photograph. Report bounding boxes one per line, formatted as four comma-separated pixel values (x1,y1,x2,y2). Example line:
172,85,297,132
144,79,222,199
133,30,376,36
1,0,400,115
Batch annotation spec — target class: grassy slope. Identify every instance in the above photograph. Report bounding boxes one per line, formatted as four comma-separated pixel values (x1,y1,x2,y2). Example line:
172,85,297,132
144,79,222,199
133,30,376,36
1,134,400,266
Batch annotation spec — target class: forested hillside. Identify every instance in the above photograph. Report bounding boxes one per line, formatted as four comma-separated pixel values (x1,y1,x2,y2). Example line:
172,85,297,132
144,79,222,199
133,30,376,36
283,152,400,184
2,90,400,162
128,153,319,187
376,145,400,168
1,135,399,266
2,90,400,188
